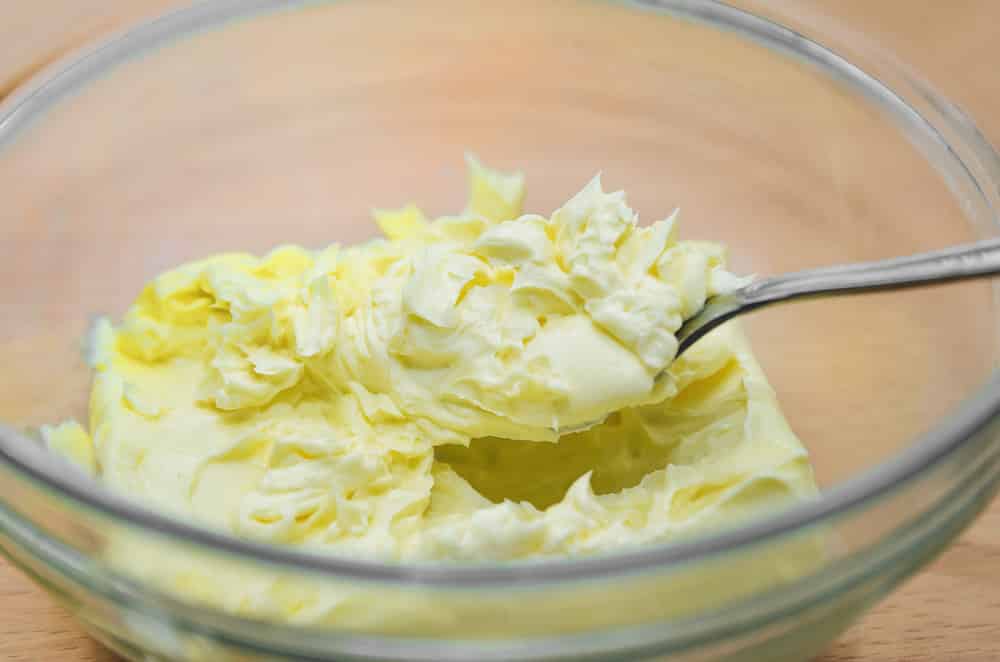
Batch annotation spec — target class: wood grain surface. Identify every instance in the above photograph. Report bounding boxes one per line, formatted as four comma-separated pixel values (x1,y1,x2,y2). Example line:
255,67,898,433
1,1,999,661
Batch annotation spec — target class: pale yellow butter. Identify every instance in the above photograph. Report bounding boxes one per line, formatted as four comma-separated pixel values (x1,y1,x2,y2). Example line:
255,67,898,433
47,158,816,571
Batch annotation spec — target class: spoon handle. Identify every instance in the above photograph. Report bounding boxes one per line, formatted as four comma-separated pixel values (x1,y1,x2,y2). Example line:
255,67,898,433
742,237,1000,308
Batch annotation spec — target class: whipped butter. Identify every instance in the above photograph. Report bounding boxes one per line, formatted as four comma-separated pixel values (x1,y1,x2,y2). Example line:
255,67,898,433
44,156,816,563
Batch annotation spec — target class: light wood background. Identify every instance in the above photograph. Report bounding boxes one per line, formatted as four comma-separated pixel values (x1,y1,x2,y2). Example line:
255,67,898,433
1,1,999,660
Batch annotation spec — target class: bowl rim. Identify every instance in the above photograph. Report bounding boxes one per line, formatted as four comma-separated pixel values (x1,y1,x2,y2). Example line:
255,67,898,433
1,0,999,587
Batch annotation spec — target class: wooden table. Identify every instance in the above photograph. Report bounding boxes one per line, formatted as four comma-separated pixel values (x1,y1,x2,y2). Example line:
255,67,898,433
1,2,998,660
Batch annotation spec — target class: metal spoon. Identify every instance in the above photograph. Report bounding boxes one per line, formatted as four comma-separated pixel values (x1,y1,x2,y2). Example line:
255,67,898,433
675,237,1000,359
554,238,1000,436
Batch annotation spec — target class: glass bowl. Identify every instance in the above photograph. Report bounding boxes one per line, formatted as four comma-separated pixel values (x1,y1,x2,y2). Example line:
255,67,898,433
1,1,999,660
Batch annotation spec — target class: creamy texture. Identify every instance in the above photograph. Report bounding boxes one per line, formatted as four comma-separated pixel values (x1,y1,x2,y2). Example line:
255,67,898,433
44,156,815,563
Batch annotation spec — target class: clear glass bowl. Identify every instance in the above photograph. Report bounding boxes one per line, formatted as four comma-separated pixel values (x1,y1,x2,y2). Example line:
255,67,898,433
1,1,999,660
